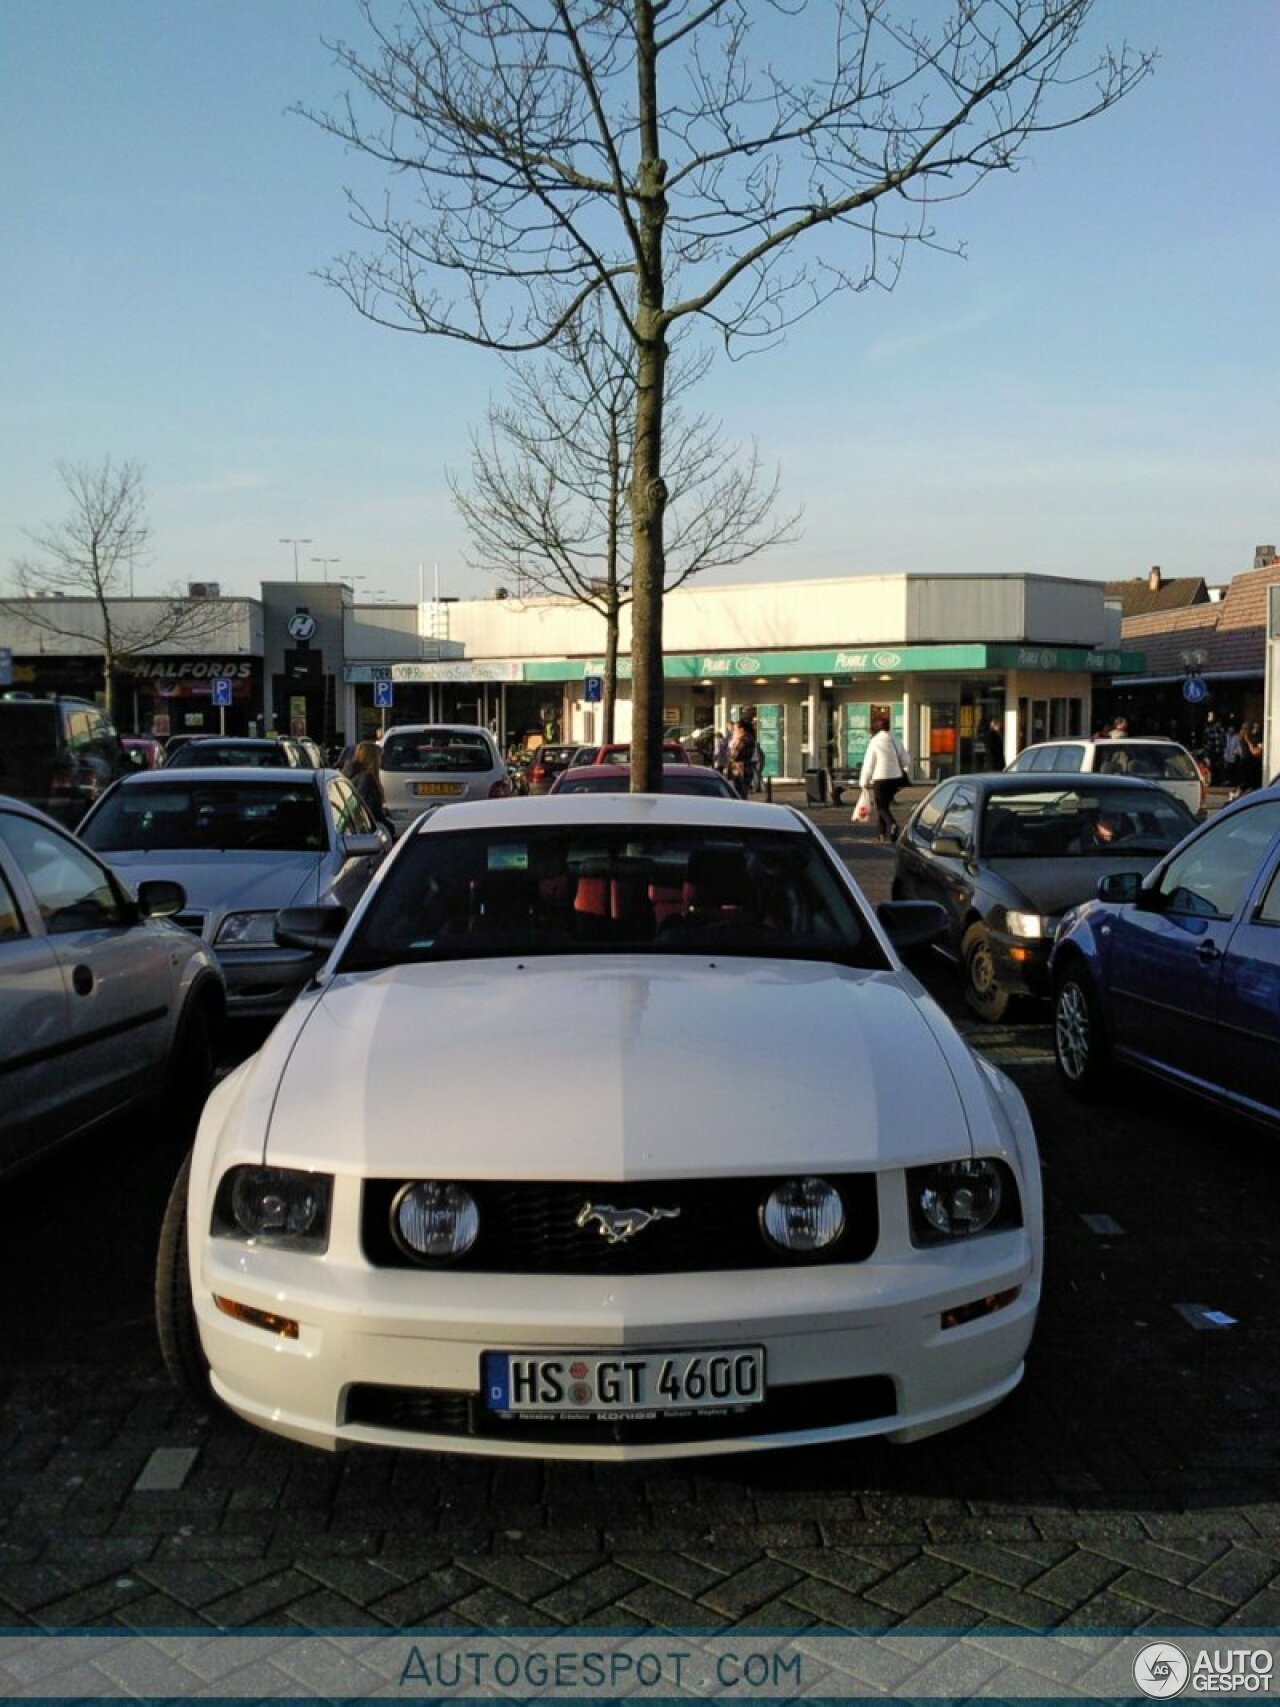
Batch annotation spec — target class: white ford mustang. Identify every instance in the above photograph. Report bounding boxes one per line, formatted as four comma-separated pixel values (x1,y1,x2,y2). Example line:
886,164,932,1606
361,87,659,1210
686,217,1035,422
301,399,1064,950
158,795,1042,1461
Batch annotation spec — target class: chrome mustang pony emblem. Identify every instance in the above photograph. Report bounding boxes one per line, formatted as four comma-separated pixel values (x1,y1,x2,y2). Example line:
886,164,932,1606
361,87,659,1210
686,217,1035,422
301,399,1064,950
575,1202,681,1245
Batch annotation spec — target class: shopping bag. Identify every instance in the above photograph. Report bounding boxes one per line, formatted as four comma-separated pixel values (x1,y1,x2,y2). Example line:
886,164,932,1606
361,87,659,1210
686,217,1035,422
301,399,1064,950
853,786,874,824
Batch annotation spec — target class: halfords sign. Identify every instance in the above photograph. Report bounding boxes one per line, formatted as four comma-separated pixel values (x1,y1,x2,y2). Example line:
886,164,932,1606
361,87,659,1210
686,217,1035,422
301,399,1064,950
131,659,253,680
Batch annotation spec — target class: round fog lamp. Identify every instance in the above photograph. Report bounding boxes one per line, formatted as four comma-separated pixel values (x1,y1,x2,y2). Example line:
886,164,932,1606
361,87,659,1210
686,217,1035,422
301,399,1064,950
762,1176,845,1254
393,1182,479,1260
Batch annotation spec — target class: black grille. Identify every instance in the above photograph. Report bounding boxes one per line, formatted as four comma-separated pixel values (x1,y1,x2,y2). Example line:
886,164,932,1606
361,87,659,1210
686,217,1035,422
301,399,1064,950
361,1174,878,1274
344,1375,896,1445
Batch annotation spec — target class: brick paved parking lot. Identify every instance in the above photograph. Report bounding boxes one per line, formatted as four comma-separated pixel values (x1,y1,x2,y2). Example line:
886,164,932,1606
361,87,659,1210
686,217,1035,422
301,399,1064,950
1,791,1277,1634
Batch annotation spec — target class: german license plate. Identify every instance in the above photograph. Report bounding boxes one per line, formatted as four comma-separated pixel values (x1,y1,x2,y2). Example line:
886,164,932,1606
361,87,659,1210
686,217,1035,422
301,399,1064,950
482,1347,765,1416
413,781,462,796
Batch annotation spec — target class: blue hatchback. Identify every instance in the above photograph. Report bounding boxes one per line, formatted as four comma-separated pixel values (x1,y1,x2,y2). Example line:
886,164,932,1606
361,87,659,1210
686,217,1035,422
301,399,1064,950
1051,784,1280,1129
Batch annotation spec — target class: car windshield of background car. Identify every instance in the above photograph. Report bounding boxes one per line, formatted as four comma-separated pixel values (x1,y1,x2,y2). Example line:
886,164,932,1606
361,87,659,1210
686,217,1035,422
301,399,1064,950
381,732,493,774
339,824,882,970
981,787,1194,858
168,742,291,768
81,783,327,854
556,774,734,797
1098,743,1199,781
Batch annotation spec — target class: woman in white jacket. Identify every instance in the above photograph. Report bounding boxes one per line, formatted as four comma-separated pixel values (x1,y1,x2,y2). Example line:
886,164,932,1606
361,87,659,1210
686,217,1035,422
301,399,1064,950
859,717,911,842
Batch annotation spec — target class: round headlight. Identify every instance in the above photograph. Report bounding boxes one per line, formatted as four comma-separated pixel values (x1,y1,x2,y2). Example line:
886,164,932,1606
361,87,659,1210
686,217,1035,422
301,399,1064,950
393,1182,479,1260
917,1159,1003,1238
761,1176,845,1254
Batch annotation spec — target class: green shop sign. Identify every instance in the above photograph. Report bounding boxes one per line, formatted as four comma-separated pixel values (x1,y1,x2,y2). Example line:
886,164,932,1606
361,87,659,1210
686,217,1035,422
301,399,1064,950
519,643,1143,682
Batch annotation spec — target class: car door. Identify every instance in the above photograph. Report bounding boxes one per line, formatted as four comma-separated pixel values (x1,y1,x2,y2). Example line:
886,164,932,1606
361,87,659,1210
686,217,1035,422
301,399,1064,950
0,810,176,1135
1208,812,1280,1120
1106,800,1280,1080
896,783,974,954
325,777,389,910
0,836,73,1173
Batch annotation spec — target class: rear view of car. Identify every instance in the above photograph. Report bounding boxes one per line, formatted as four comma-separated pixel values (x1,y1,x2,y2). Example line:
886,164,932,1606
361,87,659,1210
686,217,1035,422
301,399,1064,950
379,725,511,833
0,695,125,827
526,743,579,794
1007,737,1205,816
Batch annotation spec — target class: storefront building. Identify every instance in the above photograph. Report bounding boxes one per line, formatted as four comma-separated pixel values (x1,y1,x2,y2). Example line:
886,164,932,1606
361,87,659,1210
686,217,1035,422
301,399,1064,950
1,571,1140,779
423,572,1140,780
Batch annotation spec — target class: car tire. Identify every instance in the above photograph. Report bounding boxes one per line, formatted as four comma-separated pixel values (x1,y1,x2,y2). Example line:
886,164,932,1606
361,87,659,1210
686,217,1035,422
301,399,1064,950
1053,964,1112,1100
163,989,219,1139
155,1151,213,1404
961,923,1010,1023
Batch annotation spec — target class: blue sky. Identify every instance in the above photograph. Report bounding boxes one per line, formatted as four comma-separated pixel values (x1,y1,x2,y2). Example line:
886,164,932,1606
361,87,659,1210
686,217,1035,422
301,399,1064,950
2,1,1276,606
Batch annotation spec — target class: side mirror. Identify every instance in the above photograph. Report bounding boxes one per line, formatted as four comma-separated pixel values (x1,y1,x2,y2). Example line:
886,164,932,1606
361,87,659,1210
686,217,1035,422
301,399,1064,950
341,831,386,857
275,906,349,953
1097,872,1144,905
931,833,967,859
135,878,186,920
877,900,950,955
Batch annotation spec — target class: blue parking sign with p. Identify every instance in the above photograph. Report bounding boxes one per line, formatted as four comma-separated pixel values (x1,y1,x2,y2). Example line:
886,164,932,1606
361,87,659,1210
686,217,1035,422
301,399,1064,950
211,677,233,707
374,678,394,710
584,675,603,703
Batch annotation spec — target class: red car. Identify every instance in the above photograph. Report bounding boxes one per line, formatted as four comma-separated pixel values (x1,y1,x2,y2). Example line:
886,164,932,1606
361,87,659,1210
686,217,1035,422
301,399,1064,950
588,740,690,765
525,743,580,794
549,763,737,798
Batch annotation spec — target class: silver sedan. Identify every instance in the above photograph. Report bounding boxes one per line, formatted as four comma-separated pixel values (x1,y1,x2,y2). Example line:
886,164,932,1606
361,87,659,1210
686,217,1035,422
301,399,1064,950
77,768,393,1018
0,794,224,1179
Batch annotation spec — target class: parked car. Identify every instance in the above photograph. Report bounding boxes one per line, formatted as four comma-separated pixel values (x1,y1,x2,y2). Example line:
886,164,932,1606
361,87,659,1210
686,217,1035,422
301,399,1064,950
162,735,313,769
378,724,511,834
1051,783,1280,1127
526,743,580,794
77,768,392,1018
0,794,224,1179
156,793,1041,1460
1006,736,1206,817
0,694,126,827
549,762,738,798
121,735,165,770
892,772,1198,1021
588,740,691,765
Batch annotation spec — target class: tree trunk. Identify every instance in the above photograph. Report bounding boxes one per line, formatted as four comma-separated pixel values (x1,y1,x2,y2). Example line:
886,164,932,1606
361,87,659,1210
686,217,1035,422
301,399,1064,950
603,595,620,745
629,2,667,793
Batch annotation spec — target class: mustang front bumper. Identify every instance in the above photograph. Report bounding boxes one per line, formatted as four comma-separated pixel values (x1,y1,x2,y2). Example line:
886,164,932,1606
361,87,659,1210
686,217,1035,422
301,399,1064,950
191,1173,1040,1461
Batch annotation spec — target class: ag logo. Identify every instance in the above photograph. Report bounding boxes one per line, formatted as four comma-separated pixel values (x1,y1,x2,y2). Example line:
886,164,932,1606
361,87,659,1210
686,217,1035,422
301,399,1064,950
1133,1643,1189,1698
287,612,317,641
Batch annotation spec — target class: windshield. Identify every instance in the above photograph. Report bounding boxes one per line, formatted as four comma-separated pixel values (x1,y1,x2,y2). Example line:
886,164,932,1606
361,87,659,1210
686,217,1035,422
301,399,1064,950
168,742,291,768
980,786,1194,859
556,773,734,797
381,730,494,774
340,824,881,969
1094,743,1198,781
82,782,327,853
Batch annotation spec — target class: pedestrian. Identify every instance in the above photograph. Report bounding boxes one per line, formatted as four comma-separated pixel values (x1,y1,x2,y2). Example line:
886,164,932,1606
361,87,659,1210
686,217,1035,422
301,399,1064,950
1202,712,1226,785
713,723,733,774
344,739,393,832
726,718,757,800
1240,724,1264,794
858,715,911,843
1105,716,1129,738
981,717,1005,770
1223,723,1244,798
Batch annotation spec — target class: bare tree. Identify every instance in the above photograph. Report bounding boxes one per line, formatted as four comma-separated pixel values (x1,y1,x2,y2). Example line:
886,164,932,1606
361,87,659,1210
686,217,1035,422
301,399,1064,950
3,458,225,721
304,1,1152,787
450,307,798,740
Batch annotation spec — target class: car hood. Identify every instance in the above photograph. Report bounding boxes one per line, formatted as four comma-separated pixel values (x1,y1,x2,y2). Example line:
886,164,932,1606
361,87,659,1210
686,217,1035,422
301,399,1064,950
261,957,983,1177
100,850,323,912
985,852,1166,915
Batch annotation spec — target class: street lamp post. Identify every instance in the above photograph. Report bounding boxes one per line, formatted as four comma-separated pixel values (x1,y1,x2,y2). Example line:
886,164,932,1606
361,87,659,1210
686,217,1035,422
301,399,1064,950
311,557,341,582
279,537,313,581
